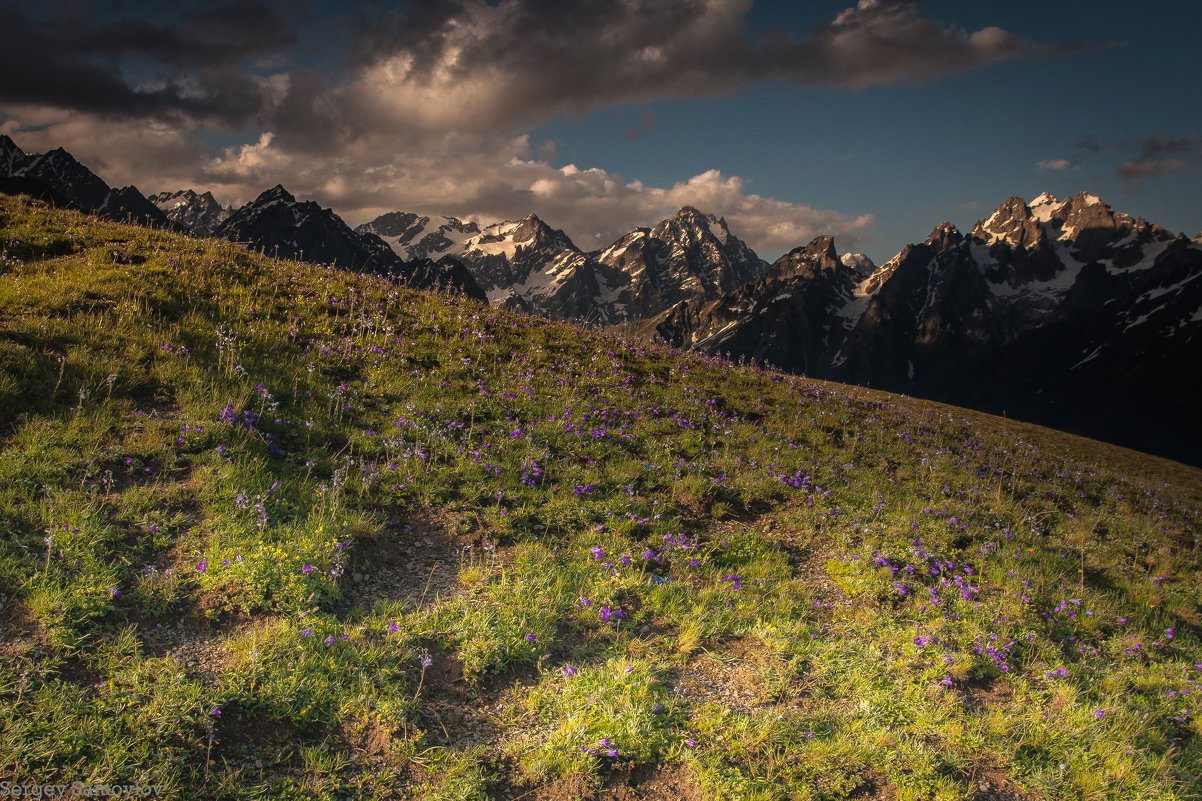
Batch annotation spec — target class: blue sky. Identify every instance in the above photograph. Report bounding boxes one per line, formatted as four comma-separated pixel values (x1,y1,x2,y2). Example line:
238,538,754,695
1,0,1198,264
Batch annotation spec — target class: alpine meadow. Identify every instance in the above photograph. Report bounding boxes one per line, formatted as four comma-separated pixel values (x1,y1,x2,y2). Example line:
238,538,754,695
0,193,1199,800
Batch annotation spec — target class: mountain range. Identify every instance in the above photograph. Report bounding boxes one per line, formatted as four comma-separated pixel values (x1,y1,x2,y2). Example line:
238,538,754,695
0,135,484,300
653,191,1202,463
1,134,1198,463
356,204,768,323
0,135,172,229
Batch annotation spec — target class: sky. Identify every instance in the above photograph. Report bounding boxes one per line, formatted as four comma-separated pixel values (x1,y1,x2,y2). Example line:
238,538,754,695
1,0,1199,265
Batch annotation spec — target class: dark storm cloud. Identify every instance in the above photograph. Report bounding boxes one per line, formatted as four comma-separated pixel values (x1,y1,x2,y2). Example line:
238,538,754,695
342,0,1079,114
754,0,1085,90
2,0,1085,143
341,0,749,123
342,0,472,75
263,69,346,153
0,1,295,124
246,0,1085,155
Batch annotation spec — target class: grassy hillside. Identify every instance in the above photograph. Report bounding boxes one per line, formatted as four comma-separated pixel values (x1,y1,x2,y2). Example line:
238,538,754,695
0,193,1199,800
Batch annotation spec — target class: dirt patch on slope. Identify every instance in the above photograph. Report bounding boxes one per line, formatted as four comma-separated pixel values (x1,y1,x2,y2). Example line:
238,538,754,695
338,506,506,614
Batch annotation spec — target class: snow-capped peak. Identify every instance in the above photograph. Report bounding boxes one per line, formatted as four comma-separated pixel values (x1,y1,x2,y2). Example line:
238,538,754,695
147,189,230,235
840,252,876,278
1030,192,1068,223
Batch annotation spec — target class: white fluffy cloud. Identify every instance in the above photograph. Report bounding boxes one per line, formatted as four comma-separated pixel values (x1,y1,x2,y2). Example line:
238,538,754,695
215,131,874,254
3,110,871,256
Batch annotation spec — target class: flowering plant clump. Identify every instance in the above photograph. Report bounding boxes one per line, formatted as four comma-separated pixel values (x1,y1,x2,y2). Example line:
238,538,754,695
517,658,678,782
193,521,348,613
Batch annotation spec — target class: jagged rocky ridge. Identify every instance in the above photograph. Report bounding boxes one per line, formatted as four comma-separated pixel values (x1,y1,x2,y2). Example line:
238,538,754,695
364,212,617,319
215,186,486,301
655,235,862,376
0,135,171,228
593,206,769,319
356,212,481,261
149,189,232,236
1,134,29,175
1,136,769,325
0,136,484,300
655,192,1202,464
358,205,768,323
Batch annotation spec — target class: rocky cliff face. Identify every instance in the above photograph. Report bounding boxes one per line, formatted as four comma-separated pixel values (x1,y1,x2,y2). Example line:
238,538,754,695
917,192,1201,461
8,146,115,212
0,135,29,175
217,185,395,268
655,235,862,374
99,186,174,229
149,190,231,236
596,206,768,319
215,186,486,301
356,213,482,261
454,214,616,321
836,221,1002,395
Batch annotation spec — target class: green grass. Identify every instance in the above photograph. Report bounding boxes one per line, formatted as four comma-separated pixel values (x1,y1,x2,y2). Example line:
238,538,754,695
0,193,1199,799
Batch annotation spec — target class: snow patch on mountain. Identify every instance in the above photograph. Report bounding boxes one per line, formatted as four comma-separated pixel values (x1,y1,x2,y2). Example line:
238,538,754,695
464,221,524,259
149,189,230,235
1029,192,1067,223
840,252,876,278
